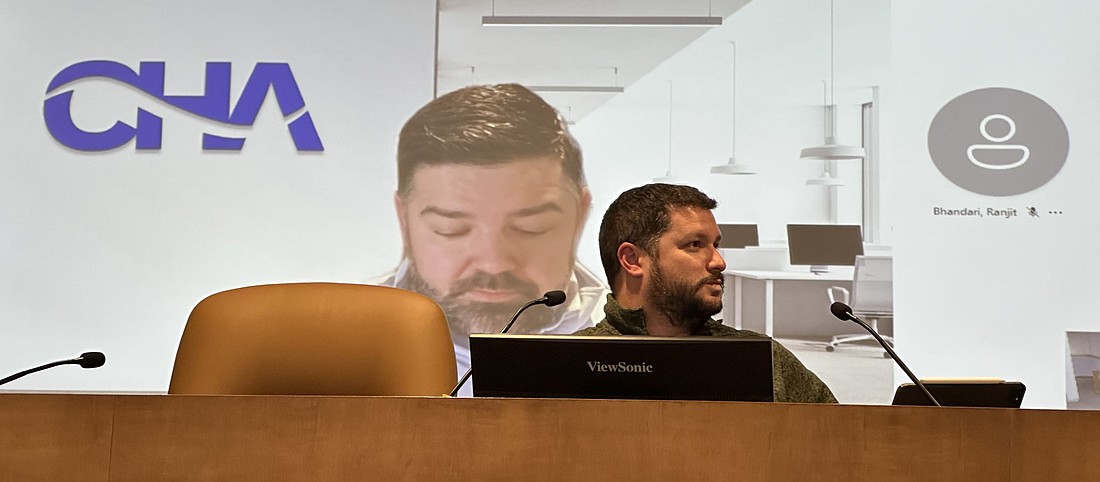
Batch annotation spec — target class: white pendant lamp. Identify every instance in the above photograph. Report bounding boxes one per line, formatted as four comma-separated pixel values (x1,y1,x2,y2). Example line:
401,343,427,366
654,81,687,184
805,173,844,186
529,67,625,95
711,41,757,176
800,0,865,162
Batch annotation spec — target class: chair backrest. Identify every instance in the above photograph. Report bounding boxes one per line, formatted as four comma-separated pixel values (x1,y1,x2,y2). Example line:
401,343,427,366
850,255,893,316
169,283,456,396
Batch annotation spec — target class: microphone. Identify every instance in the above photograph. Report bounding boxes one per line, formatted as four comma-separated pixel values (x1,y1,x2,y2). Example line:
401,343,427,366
542,290,568,307
498,290,567,335
76,351,106,368
829,302,940,407
0,352,106,387
449,290,567,397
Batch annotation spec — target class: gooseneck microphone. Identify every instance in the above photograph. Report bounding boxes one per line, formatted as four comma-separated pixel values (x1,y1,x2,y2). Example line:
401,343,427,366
498,290,567,335
0,352,106,387
449,290,567,397
830,302,940,407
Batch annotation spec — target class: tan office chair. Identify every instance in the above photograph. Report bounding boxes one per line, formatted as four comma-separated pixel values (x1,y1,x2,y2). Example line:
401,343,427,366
169,283,456,396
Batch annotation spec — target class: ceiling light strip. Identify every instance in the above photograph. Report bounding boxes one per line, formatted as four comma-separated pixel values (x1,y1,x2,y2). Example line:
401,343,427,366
482,16,722,27
526,85,625,93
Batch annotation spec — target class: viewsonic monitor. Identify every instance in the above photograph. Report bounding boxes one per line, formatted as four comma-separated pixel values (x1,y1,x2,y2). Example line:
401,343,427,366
718,223,760,249
786,224,864,274
469,334,774,402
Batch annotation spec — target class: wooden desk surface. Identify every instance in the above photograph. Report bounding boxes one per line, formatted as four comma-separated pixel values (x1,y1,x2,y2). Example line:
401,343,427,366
2,393,1097,481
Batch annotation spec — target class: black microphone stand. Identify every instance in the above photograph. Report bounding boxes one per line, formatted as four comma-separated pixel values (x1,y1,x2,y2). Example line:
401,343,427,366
448,295,553,397
0,352,106,387
830,302,940,407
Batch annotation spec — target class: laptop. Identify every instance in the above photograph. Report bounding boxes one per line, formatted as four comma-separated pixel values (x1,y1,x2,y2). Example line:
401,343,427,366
469,334,774,402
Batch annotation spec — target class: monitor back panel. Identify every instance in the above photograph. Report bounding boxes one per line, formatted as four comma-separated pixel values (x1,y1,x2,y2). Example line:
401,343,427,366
786,224,864,266
718,224,760,249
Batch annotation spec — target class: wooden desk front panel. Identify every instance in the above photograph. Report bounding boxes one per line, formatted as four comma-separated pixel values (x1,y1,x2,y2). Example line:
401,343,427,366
1,394,1096,481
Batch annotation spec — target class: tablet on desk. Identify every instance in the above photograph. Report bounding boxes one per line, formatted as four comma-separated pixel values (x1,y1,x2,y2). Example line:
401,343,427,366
891,379,1025,408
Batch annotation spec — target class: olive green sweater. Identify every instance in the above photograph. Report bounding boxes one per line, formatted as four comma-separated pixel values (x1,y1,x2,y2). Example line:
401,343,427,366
573,295,838,404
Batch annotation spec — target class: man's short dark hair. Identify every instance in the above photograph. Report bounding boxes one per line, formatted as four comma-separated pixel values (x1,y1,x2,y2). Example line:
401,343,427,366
397,83,585,197
599,183,718,288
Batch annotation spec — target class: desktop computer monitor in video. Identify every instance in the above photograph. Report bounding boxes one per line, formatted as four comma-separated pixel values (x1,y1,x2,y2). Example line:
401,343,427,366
469,334,774,402
786,224,864,274
718,224,760,249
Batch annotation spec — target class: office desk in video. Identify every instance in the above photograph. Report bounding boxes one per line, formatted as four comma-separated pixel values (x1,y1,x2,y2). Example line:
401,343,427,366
3,393,1099,481
723,268,858,338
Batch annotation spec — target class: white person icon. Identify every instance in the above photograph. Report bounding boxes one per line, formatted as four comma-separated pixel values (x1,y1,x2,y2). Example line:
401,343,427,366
966,114,1029,170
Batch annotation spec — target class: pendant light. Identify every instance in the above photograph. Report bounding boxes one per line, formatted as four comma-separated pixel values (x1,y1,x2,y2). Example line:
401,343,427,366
799,0,865,161
563,106,576,126
711,41,757,175
654,81,687,184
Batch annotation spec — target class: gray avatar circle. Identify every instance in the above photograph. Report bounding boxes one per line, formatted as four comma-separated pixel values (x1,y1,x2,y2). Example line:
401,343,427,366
927,87,1068,196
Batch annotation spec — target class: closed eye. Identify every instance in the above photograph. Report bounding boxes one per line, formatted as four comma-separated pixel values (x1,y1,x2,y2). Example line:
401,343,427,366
433,227,471,238
513,226,551,236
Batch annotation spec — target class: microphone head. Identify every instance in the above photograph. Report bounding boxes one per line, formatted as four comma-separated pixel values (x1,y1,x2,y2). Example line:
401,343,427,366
542,290,567,307
77,352,106,369
830,302,854,321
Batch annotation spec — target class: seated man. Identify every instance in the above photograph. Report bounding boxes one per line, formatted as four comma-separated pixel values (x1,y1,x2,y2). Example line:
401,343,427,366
575,183,837,404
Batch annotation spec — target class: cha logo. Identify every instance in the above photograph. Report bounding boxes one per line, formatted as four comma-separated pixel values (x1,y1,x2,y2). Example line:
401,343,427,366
43,60,324,152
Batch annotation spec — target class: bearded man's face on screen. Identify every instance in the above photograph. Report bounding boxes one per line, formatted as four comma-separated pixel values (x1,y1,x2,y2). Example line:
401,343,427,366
395,156,589,338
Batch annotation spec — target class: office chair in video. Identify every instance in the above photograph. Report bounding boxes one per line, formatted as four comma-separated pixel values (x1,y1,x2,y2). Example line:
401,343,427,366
826,255,893,354
169,283,456,396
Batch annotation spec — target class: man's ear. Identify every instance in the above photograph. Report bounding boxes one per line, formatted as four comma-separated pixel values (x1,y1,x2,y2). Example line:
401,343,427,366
394,192,410,253
394,192,408,231
616,242,647,279
577,186,592,228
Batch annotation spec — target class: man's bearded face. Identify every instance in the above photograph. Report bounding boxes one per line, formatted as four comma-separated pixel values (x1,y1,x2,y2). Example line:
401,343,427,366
646,257,723,330
398,264,551,343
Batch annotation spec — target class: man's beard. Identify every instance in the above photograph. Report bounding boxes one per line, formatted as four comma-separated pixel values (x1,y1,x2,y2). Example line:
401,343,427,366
647,262,723,331
395,263,554,347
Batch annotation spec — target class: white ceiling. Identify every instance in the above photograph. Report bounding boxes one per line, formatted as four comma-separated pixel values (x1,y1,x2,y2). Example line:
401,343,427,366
436,0,752,121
